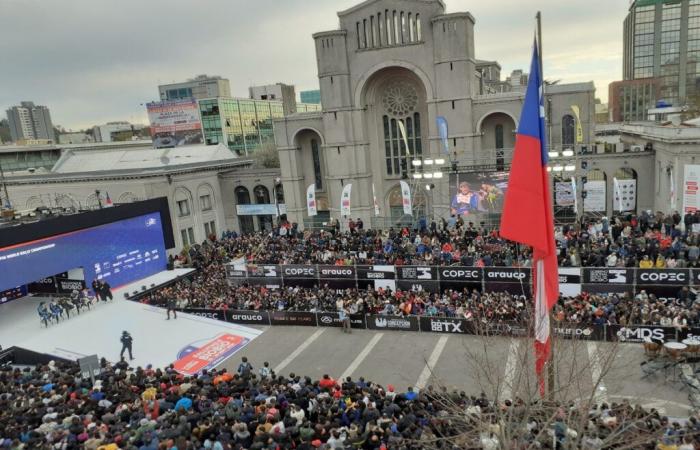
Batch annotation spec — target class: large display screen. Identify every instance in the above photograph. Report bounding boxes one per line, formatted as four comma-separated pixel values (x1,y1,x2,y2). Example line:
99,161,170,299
448,172,509,218
0,212,167,293
147,99,204,148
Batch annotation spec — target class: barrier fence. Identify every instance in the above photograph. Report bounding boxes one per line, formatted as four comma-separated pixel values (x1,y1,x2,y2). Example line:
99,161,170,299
175,307,700,344
227,264,700,299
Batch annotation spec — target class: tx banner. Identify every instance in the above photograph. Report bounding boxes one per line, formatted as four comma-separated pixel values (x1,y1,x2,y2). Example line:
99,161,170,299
436,116,449,155
372,183,380,216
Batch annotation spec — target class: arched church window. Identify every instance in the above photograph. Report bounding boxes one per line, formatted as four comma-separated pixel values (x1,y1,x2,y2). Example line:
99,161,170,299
562,114,575,148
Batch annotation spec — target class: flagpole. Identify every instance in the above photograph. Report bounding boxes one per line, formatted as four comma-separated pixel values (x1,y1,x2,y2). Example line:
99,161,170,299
536,10,555,401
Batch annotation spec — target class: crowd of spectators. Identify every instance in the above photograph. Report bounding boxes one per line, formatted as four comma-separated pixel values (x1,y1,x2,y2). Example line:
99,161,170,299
1,359,696,449
145,211,700,329
168,210,700,270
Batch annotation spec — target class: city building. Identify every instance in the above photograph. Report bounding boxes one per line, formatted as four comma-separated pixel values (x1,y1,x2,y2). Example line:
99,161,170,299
595,102,609,124
623,0,700,106
58,133,93,145
300,89,322,104
92,122,146,143
3,143,286,248
6,102,55,143
198,97,321,155
273,0,596,228
249,83,298,116
608,78,662,122
158,75,231,101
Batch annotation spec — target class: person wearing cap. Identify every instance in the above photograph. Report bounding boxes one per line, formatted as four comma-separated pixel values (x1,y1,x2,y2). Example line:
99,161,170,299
119,331,133,361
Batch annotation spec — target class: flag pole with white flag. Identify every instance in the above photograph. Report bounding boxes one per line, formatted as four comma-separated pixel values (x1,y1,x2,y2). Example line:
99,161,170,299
306,184,317,217
571,177,578,216
340,183,352,218
399,181,413,216
670,167,676,211
397,120,411,156
372,183,380,216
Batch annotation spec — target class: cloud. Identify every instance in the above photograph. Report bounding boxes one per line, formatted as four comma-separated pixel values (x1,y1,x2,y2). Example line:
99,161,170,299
0,0,625,129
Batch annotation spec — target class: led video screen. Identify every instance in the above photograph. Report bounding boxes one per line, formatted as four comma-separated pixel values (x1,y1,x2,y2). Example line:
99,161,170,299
0,212,167,293
448,172,509,218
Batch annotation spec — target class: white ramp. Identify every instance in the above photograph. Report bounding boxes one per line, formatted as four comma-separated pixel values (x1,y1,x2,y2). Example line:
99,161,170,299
0,270,263,372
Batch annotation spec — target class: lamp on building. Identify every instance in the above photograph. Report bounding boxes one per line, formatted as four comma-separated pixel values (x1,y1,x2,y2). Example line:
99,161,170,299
552,165,564,172
435,158,446,165
412,159,422,167
424,173,434,179
425,183,436,191
413,173,423,179
562,149,575,157
433,172,444,179
564,165,576,172
424,159,435,166
548,151,559,158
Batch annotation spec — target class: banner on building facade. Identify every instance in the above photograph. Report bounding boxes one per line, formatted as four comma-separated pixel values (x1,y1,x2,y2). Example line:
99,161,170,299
340,183,352,217
583,180,606,212
613,178,636,212
683,165,700,214
554,181,575,207
437,116,449,155
571,105,584,144
399,180,412,216
397,120,410,156
307,184,317,217
372,183,380,216
146,99,204,148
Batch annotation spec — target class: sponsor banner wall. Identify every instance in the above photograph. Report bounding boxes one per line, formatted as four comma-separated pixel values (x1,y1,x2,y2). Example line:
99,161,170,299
366,315,420,331
635,269,690,285
437,266,483,292
553,323,604,341
483,267,531,294
28,277,58,294
56,279,86,294
419,316,473,334
0,285,27,304
356,265,396,291
558,268,581,297
245,264,282,288
316,312,366,329
179,308,227,322
606,324,677,343
582,268,634,285
318,265,357,289
270,311,317,326
396,266,439,292
226,310,271,325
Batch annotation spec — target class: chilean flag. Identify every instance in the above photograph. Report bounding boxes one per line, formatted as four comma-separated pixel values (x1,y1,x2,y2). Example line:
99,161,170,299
500,40,559,396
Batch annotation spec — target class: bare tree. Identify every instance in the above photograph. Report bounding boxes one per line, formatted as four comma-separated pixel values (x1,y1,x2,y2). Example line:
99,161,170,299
253,141,280,169
414,314,688,449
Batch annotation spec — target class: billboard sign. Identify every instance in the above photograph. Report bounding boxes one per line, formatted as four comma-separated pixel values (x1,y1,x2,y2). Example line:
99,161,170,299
684,165,700,214
146,99,204,148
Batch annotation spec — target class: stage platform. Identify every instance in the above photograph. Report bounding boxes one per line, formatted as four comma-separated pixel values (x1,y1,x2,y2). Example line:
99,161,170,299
0,269,263,371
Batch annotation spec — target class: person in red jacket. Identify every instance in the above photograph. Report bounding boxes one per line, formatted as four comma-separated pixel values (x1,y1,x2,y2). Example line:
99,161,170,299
319,374,336,390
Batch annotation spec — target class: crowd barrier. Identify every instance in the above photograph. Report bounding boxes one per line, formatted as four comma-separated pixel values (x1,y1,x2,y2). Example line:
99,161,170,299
176,307,700,344
227,264,700,299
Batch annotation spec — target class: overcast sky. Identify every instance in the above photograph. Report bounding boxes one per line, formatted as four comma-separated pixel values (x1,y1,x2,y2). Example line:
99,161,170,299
0,0,628,131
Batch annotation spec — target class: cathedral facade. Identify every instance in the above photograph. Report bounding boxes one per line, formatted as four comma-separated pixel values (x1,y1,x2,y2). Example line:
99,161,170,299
274,0,595,228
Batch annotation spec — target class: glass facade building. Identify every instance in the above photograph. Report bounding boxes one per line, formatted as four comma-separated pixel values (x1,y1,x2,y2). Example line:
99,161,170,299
199,98,321,155
623,0,700,106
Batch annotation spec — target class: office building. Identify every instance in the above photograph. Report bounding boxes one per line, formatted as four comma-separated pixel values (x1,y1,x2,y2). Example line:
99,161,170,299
92,122,145,143
608,78,662,121
249,83,298,115
158,75,231,101
300,90,322,104
623,0,700,106
199,97,321,155
6,102,55,143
